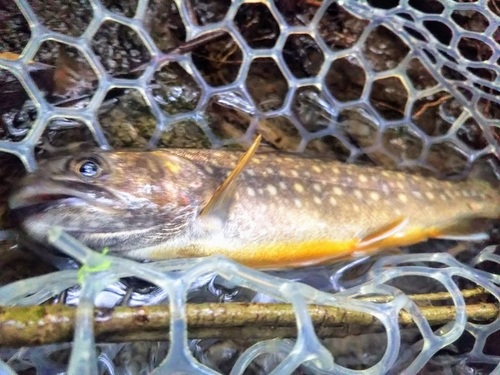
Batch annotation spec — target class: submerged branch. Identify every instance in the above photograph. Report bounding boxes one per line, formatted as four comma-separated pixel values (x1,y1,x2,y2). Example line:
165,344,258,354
1,298,497,348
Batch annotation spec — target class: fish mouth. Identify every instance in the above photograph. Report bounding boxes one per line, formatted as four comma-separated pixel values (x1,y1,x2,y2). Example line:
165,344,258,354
8,180,126,214
9,194,87,222
10,192,81,209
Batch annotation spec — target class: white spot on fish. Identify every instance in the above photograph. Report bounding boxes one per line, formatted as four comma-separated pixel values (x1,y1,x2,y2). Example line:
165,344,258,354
398,193,408,203
247,187,256,197
267,184,278,196
354,190,363,199
468,201,482,211
291,170,299,178
266,168,273,174
246,170,255,177
412,191,423,199
332,166,340,174
329,196,337,206
312,165,322,173
313,183,322,192
313,196,322,205
294,183,305,193
381,183,390,195
426,192,435,200
359,174,368,183
294,199,303,208
353,204,360,212
279,181,287,190
333,187,343,196
370,191,380,201
204,166,214,174
439,194,447,201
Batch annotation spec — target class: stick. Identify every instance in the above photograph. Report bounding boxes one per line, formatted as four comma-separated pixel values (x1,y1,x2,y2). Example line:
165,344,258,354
1,301,497,348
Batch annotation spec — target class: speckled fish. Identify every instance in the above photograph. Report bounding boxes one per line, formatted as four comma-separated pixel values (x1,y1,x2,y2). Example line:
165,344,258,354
8,136,500,269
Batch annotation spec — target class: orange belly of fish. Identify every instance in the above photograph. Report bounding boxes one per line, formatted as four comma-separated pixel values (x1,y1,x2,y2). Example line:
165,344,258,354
227,227,441,269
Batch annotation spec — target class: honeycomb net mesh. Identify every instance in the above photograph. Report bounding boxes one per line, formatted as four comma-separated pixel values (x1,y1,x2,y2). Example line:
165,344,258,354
1,0,500,374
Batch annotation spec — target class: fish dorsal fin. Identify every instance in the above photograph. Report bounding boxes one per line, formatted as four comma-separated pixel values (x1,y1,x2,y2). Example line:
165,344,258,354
357,217,409,249
200,135,262,224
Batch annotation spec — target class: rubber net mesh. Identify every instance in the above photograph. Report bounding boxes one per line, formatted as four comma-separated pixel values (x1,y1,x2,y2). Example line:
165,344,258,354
0,0,500,374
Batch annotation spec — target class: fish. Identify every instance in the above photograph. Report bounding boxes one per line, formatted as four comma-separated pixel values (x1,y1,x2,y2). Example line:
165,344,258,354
8,135,500,270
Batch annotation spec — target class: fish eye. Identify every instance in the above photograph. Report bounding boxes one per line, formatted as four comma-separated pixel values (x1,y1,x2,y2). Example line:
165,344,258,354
75,158,102,178
80,161,98,177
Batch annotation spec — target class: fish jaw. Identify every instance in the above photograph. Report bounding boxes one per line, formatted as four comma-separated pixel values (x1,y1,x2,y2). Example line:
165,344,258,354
9,174,169,248
10,178,122,213
8,170,165,216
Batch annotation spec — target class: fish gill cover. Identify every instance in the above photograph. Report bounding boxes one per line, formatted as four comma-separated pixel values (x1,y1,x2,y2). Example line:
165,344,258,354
0,0,500,374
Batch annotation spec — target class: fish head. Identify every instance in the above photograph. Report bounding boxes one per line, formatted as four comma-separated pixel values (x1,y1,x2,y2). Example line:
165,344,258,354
9,149,216,250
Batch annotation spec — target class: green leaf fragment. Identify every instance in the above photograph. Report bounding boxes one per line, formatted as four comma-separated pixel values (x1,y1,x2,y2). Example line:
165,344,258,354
77,247,112,284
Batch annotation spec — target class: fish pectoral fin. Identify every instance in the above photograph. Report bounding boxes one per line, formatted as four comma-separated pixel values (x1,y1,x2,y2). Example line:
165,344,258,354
200,134,262,224
357,217,410,249
431,219,492,242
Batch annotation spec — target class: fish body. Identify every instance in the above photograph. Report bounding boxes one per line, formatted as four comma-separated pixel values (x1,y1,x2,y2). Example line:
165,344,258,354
8,144,500,269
